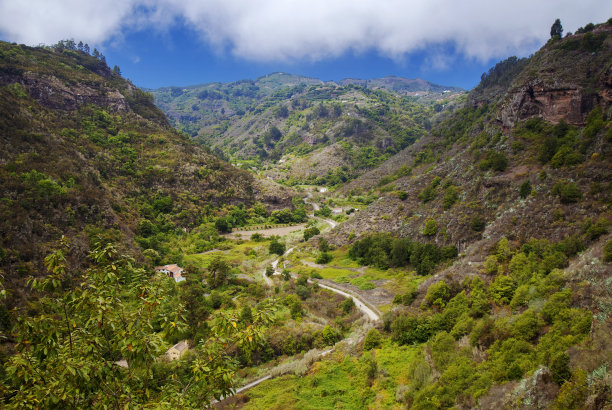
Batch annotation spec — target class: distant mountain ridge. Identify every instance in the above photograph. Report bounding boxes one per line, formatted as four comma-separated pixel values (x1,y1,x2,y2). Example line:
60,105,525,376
155,72,462,96
151,72,465,186
337,76,463,94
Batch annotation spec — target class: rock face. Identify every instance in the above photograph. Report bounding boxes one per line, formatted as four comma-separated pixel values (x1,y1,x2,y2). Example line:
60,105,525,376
477,367,559,409
499,79,598,127
0,72,130,112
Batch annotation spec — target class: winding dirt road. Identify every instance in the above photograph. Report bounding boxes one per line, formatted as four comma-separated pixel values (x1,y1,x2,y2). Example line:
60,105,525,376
219,190,379,402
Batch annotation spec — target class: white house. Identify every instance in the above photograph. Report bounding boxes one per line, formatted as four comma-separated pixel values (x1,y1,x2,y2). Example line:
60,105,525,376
154,264,186,283
165,340,189,361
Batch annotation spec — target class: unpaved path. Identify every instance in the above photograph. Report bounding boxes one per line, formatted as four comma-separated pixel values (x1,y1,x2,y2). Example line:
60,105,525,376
312,280,381,321
218,190,380,402
263,247,295,287
315,216,337,228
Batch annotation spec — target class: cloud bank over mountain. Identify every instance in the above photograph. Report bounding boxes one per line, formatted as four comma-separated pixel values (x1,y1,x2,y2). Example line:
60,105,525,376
1,0,610,64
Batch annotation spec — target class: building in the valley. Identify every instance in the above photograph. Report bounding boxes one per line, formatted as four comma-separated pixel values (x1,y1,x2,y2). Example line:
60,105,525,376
155,264,186,283
165,340,189,361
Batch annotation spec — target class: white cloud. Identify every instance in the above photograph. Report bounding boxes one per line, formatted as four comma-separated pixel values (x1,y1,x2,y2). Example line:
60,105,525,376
1,0,610,64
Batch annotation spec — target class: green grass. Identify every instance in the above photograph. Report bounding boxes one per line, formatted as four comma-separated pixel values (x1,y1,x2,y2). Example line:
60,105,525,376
349,276,376,290
183,240,269,269
317,267,357,281
243,341,421,409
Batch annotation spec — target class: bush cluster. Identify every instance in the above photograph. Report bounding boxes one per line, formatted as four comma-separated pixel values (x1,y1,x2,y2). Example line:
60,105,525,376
349,233,457,274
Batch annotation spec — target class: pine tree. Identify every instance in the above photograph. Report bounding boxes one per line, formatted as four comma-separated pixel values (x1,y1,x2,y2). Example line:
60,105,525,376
550,19,563,38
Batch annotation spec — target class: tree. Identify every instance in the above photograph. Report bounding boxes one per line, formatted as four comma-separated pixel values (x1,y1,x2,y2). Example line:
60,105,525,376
269,240,285,256
550,19,563,38
4,237,276,407
266,265,274,277
215,217,231,233
207,256,230,288
303,226,320,241
112,65,121,76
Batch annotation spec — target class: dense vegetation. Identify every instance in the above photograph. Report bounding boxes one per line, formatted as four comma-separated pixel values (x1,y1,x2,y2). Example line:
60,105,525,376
152,74,465,188
348,233,457,274
1,17,612,410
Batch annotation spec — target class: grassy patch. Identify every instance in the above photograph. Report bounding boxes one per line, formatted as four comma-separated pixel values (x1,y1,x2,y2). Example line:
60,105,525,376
244,341,421,409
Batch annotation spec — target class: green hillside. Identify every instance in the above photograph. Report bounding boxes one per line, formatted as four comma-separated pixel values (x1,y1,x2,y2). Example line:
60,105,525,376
0,41,295,305
0,18,611,410
152,74,465,187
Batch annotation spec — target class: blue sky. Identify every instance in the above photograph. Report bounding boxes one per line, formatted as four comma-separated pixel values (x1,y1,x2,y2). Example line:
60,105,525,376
1,1,610,90
104,25,500,90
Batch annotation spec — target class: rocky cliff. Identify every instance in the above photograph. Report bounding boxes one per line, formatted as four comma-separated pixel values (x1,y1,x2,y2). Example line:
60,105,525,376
499,25,612,127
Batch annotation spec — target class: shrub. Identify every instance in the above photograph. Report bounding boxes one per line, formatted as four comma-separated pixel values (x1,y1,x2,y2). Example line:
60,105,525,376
316,237,330,252
393,283,418,305
269,240,286,255
303,226,320,241
425,281,451,309
310,270,322,279
552,370,587,409
286,295,303,319
423,219,438,236
483,255,499,275
296,285,310,300
450,313,475,339
363,328,382,350
391,314,432,345
418,177,442,203
471,215,486,232
240,306,253,324
398,191,409,201
341,297,355,313
509,285,530,310
418,185,437,203
443,186,459,209
552,181,581,203
541,290,571,323
265,265,274,277
322,325,342,345
582,217,609,240
478,151,508,172
550,352,571,385
511,310,542,341
519,180,531,198
315,252,332,264
604,240,612,262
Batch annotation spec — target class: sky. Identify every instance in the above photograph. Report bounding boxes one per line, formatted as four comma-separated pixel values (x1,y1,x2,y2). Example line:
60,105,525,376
0,1,610,90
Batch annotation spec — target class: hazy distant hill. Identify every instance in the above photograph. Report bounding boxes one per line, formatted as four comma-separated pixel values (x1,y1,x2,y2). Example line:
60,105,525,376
338,75,463,95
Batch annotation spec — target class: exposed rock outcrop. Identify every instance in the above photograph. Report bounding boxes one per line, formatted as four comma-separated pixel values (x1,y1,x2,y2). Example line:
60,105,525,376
499,79,599,127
